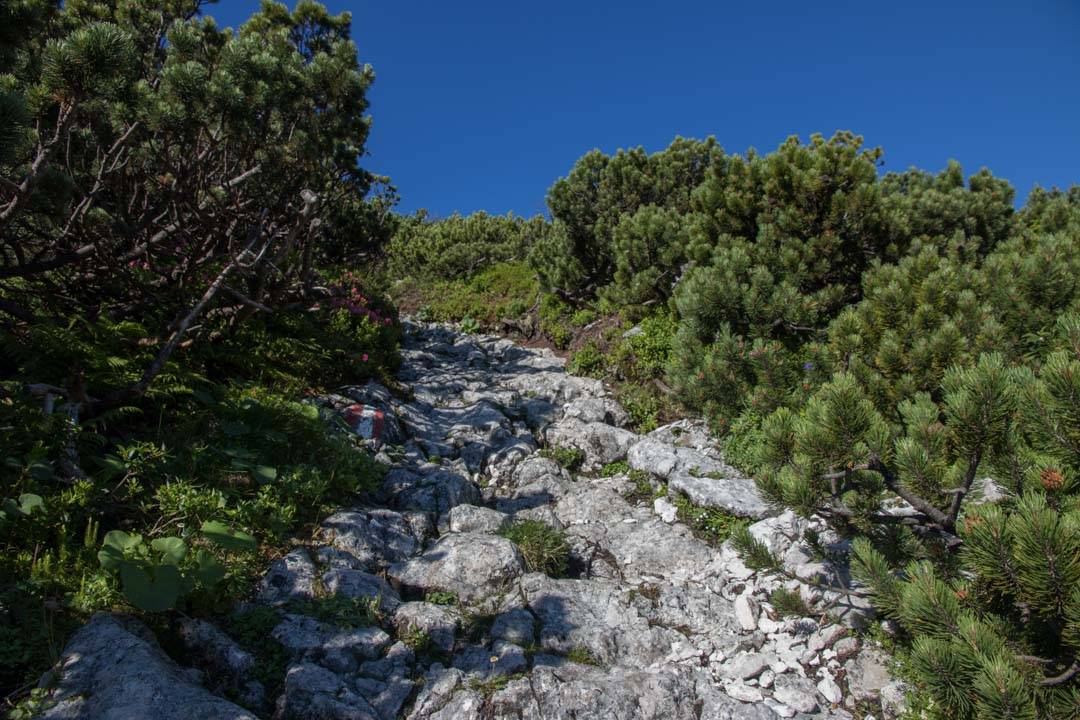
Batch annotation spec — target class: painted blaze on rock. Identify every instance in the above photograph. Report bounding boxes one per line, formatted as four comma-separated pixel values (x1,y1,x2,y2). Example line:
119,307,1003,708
343,403,387,441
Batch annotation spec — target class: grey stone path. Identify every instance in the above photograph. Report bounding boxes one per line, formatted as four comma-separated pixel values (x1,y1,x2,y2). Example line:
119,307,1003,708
37,321,905,720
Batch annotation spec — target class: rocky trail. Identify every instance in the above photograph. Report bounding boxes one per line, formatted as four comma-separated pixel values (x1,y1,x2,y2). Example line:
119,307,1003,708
37,322,904,720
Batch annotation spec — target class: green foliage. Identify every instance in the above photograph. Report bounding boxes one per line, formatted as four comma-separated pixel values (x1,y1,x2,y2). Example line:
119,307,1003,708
400,625,434,655
565,646,603,666
600,461,630,477
607,205,695,305
393,261,540,329
567,342,605,378
221,605,289,696
621,469,660,504
530,137,722,297
769,587,811,618
385,211,546,281
539,446,585,472
498,520,571,577
730,525,781,572
424,590,458,606
288,594,382,629
669,493,747,545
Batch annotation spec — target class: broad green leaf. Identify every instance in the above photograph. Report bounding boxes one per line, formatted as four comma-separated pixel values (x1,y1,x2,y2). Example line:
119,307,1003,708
0,499,19,522
194,549,226,587
103,530,142,552
200,520,257,552
17,494,43,515
221,421,250,437
119,561,182,612
222,447,256,460
98,545,125,570
28,462,54,481
151,536,187,565
251,465,277,484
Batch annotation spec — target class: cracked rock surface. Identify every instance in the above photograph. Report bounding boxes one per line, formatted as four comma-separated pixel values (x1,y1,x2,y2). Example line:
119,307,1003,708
37,321,899,720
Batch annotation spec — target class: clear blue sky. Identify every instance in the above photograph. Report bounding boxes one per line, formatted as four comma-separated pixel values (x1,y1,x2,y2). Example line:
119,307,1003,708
212,0,1080,218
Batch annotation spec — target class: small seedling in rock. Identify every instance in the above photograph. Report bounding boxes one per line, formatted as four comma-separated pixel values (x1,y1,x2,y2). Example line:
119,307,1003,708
621,469,659,504
400,625,434,655
425,590,458,606
565,647,602,666
468,672,522,697
460,608,498,642
670,493,745,545
730,525,782,571
600,460,630,477
769,587,811,618
498,520,570,577
540,445,585,471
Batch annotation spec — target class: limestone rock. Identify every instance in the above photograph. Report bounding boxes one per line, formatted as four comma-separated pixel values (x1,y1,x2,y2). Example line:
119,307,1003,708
627,436,768,518
389,533,524,604
448,503,510,533
36,614,255,720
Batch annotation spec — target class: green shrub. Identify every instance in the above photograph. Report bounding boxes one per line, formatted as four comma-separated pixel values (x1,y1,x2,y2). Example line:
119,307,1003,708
385,211,547,281
540,446,585,471
600,461,630,477
498,520,571,577
606,205,698,305
425,590,458,606
530,137,722,298
568,342,606,378
396,261,541,329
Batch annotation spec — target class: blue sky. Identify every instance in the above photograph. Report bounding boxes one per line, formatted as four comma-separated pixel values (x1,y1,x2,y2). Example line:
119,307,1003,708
211,0,1080,218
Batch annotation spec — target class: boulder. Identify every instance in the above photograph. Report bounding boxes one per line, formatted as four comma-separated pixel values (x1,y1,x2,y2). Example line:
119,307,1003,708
320,508,424,571
448,504,510,533
542,419,638,471
36,614,256,720
627,437,768,518
394,602,459,654
389,533,525,604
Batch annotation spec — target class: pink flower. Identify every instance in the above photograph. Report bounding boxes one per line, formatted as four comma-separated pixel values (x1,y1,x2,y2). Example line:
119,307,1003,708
361,354,369,362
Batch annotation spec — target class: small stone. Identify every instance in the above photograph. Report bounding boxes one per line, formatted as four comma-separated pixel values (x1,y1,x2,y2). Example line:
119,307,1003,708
880,680,909,719
725,652,770,680
773,677,820,716
724,681,764,702
758,615,783,634
734,592,760,632
845,649,892,704
763,698,797,718
808,624,847,652
759,669,775,688
834,636,861,660
448,504,510,533
818,675,843,704
654,496,678,523
491,608,536,645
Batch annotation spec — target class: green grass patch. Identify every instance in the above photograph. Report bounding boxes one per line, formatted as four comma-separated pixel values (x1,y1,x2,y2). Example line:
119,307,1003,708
498,520,571,577
539,445,585,472
670,493,746,545
600,460,630,477
425,590,458,606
